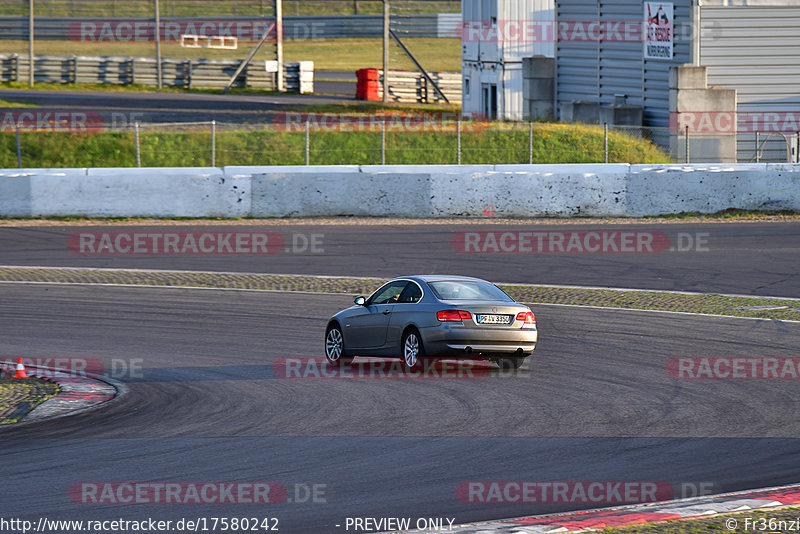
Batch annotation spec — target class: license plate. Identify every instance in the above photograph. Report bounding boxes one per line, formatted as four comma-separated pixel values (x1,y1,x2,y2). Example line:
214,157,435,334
476,314,511,325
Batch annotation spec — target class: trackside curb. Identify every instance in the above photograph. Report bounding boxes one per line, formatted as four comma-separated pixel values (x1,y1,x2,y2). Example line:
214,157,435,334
386,483,800,533
0,361,125,426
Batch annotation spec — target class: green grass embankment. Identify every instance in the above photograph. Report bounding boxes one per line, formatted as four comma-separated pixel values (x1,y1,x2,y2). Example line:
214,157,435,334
1,122,671,167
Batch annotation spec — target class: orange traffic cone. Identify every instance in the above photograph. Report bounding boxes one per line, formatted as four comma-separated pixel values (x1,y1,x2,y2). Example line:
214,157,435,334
13,357,29,379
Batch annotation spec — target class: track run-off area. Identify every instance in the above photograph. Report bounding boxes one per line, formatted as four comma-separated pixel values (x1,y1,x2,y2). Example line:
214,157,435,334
1,218,799,533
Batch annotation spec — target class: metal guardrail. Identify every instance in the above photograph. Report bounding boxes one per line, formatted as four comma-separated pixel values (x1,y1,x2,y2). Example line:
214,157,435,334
0,14,462,40
0,53,312,92
383,69,461,104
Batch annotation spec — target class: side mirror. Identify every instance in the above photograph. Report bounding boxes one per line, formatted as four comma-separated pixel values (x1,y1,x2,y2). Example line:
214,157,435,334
354,296,366,306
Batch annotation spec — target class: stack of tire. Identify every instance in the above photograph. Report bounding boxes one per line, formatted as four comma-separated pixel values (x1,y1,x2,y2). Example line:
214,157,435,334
356,68,381,101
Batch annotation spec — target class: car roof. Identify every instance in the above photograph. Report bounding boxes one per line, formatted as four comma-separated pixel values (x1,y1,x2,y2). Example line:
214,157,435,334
397,275,491,284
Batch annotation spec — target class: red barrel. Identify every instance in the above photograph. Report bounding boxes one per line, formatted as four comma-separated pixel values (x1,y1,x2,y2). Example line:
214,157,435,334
356,68,381,100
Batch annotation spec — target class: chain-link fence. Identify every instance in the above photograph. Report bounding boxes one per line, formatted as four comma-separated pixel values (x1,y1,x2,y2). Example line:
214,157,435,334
0,119,673,168
4,119,795,168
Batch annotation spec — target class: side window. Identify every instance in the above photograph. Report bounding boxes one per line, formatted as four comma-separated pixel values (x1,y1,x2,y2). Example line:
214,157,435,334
397,282,423,304
369,281,408,305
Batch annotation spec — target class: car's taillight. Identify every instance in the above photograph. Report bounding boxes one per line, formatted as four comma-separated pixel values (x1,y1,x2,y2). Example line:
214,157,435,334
516,311,536,325
437,310,472,322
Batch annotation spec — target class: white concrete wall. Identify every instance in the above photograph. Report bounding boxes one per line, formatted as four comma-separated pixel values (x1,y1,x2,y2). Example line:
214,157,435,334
0,164,798,218
429,164,629,217
626,163,800,216
0,167,250,218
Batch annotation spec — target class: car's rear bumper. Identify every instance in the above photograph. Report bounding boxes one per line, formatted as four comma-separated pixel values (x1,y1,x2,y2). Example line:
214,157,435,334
445,343,537,353
421,325,538,357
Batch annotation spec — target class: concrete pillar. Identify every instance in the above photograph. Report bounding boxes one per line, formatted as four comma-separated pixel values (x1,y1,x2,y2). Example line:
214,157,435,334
669,64,737,163
523,56,555,121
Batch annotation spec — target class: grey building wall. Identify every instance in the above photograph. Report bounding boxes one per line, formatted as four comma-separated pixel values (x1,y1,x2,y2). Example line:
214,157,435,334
555,0,692,132
700,1,800,162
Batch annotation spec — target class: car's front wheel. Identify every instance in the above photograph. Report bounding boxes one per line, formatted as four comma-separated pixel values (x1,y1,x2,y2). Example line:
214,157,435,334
325,324,353,366
401,328,425,372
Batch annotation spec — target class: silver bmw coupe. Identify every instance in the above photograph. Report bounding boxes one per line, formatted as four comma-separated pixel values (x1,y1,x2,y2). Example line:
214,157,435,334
324,275,538,370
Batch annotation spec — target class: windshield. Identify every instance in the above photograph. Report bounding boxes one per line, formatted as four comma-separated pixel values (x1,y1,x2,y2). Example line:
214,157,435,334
428,280,514,302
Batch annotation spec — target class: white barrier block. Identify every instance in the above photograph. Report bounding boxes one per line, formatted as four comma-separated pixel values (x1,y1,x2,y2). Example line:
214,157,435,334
251,172,431,217
224,165,361,179
0,169,89,217
430,166,629,217
627,164,800,215
359,165,493,175
30,168,249,217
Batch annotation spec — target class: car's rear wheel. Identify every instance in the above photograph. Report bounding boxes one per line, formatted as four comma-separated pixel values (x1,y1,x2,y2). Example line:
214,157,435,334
325,325,353,366
402,328,425,372
496,355,525,370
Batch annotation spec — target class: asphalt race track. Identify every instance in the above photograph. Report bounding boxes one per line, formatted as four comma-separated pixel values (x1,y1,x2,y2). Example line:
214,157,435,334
0,89,351,124
1,221,799,532
2,284,800,532
0,221,798,296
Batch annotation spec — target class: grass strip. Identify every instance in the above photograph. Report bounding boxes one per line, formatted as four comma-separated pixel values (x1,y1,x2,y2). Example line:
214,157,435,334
0,267,797,322
0,123,670,168
0,379,60,425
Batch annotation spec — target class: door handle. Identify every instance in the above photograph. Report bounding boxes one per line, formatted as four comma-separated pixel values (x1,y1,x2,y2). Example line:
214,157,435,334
382,309,391,315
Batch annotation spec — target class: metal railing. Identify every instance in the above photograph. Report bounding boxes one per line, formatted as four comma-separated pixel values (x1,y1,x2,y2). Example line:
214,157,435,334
0,1,460,18
751,132,800,164
0,13,462,40
383,69,461,104
0,53,312,91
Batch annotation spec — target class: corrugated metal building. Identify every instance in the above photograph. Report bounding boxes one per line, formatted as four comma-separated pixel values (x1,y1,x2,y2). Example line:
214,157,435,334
556,0,692,126
461,0,555,119
553,0,800,161
699,0,800,161
462,0,800,160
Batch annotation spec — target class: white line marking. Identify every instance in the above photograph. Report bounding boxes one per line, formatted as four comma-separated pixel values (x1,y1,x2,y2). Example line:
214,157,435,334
1,280,798,324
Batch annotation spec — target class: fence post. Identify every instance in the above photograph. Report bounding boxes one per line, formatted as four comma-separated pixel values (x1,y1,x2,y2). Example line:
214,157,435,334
305,118,310,165
456,119,461,165
211,120,216,167
134,121,141,167
755,131,760,163
28,0,34,88
154,0,162,89
71,55,78,84
796,130,799,163
528,121,533,164
603,123,608,163
685,125,689,164
15,122,22,169
186,59,192,89
381,118,386,165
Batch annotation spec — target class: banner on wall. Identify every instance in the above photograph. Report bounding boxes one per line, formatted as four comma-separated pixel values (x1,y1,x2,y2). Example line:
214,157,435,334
644,2,673,59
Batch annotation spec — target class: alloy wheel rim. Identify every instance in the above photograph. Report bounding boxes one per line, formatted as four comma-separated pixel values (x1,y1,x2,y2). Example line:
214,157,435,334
404,334,419,367
326,329,342,361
